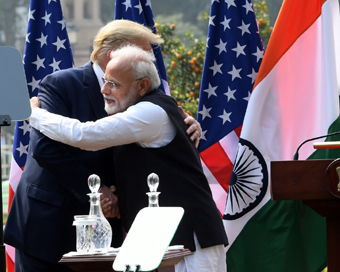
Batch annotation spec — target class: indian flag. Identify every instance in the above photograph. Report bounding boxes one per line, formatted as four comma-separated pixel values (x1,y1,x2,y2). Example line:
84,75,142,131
224,0,340,271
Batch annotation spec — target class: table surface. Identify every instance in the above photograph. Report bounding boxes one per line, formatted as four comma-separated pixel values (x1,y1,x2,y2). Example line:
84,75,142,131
59,248,192,272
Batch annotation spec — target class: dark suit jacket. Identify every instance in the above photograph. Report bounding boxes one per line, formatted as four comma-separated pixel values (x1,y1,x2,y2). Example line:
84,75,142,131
4,61,124,264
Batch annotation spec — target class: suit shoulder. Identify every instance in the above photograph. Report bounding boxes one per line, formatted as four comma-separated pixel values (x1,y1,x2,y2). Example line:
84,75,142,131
44,66,83,81
42,61,92,82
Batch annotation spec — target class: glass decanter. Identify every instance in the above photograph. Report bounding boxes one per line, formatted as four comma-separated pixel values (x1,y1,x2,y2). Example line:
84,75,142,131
87,174,112,253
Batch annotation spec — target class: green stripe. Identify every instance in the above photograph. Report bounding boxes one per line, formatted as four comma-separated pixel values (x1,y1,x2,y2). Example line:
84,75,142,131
227,200,327,272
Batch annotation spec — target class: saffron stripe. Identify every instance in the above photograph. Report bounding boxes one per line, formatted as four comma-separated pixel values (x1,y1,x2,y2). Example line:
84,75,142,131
254,0,325,88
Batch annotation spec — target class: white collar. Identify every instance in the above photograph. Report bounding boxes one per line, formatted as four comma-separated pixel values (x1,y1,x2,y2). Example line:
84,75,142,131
92,62,104,89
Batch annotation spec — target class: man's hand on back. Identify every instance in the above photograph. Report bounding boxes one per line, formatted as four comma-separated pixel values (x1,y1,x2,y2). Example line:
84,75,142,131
100,185,120,218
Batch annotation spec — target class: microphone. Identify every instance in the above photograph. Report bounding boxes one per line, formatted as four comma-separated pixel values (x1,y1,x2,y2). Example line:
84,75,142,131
293,131,340,160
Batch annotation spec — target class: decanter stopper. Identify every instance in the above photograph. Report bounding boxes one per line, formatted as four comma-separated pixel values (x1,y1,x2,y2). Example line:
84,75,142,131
88,174,101,193
147,173,159,192
146,173,161,207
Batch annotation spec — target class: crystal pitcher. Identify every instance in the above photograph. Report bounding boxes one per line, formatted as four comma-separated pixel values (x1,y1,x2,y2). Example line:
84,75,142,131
87,174,112,253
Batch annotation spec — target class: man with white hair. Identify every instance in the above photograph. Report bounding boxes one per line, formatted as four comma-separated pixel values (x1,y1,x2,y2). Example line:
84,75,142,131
30,45,228,272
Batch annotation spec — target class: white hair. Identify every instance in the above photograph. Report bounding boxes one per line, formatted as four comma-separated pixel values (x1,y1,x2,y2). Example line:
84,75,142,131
110,45,161,91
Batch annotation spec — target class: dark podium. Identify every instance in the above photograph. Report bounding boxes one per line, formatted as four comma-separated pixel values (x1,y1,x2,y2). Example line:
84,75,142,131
271,159,340,272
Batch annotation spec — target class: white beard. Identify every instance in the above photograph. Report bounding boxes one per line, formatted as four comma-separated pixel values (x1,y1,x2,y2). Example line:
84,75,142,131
103,92,138,115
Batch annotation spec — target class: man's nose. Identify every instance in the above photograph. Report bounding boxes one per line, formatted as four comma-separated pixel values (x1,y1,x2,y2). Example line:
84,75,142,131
101,85,111,95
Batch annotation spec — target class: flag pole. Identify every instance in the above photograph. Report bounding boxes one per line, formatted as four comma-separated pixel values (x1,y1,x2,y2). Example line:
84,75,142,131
0,115,10,272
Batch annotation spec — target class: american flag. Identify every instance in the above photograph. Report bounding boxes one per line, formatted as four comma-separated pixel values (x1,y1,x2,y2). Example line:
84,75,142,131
114,0,169,95
197,0,264,214
6,0,73,270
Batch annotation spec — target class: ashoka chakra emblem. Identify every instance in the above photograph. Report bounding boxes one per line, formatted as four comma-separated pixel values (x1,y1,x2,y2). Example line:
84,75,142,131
223,138,268,220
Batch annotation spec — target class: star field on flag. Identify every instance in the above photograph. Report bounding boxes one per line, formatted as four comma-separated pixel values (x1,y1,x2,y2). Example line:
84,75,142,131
198,0,264,153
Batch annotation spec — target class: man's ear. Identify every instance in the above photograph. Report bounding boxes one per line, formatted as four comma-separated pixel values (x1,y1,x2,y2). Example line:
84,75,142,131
106,49,113,61
138,78,151,97
101,50,113,72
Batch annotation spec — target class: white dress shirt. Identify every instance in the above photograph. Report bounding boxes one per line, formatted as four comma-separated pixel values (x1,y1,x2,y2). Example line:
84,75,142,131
30,101,176,151
92,62,104,89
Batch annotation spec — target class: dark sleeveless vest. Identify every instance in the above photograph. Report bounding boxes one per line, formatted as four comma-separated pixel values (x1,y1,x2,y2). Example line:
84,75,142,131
113,90,228,251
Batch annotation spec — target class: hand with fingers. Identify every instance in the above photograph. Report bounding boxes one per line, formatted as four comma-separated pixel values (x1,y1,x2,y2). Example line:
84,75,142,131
100,185,120,219
178,106,202,149
30,97,41,110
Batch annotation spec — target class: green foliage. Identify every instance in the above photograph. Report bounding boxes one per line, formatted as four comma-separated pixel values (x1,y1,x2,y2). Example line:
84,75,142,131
155,13,206,45
254,0,273,47
158,23,205,117
158,0,273,117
